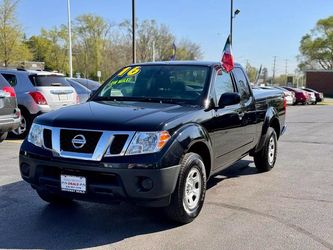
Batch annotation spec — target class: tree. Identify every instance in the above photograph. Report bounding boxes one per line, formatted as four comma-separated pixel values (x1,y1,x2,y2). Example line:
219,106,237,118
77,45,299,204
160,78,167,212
245,62,257,82
176,40,202,60
0,0,31,66
73,14,112,79
298,16,333,71
119,19,202,62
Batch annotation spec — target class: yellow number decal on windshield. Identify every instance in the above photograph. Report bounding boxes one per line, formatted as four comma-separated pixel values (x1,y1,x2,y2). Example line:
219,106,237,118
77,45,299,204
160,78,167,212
118,67,131,77
127,66,141,76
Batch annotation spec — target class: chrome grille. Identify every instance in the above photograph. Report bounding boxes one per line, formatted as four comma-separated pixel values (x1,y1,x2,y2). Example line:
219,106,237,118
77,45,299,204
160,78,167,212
40,126,135,161
60,129,102,154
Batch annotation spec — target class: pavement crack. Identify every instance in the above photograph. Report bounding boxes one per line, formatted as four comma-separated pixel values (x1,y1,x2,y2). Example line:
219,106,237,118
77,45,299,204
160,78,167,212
280,195,333,204
206,201,333,250
281,140,333,145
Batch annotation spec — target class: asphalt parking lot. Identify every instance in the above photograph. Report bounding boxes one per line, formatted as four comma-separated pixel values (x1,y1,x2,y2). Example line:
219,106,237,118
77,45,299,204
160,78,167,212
0,105,332,250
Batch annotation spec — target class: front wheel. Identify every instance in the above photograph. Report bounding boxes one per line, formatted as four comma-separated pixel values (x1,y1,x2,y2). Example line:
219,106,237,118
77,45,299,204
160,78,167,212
164,153,207,224
253,127,277,172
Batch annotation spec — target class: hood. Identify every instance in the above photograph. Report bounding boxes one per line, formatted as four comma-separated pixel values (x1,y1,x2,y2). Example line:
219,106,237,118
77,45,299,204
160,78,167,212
35,101,201,131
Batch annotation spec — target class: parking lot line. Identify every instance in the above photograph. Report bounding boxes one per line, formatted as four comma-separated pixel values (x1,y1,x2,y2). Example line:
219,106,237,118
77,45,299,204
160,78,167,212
5,140,23,144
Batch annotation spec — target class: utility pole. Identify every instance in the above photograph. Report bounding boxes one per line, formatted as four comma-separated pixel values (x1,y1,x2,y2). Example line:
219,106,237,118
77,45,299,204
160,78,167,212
229,0,240,46
67,0,73,78
132,0,136,64
272,56,277,85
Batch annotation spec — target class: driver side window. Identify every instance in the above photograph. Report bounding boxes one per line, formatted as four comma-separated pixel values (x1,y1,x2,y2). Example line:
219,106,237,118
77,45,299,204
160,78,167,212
214,69,235,100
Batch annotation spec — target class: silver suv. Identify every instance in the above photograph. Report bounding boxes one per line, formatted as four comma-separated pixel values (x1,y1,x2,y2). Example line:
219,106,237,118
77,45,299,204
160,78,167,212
0,69,78,138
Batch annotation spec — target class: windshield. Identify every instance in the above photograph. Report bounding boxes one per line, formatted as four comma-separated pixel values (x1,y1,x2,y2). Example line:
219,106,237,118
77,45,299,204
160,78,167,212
95,65,210,105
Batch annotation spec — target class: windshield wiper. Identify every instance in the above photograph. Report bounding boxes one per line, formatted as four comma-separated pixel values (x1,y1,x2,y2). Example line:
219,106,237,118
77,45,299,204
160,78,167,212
93,96,188,105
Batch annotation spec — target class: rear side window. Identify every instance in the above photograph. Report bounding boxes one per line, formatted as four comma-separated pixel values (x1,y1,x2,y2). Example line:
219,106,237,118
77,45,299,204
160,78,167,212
233,68,251,101
68,79,89,93
29,75,70,87
0,74,10,87
74,79,100,90
214,69,234,98
1,74,17,87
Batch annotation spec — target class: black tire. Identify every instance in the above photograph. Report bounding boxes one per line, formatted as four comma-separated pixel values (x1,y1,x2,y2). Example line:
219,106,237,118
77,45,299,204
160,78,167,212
164,153,207,224
0,132,8,143
10,110,31,139
37,189,73,204
253,127,277,172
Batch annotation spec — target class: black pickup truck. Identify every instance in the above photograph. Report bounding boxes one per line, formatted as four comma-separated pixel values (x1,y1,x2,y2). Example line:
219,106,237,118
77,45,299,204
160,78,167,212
19,61,286,224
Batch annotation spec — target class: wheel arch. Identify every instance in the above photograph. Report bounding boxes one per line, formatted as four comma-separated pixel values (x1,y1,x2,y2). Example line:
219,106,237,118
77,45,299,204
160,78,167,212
175,123,214,179
255,107,280,153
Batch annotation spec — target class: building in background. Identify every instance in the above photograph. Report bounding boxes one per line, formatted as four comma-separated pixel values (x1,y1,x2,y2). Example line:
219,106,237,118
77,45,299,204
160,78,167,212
306,70,333,97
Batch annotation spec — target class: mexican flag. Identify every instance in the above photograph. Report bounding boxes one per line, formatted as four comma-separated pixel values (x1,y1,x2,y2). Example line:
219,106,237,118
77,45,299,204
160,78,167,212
221,35,234,73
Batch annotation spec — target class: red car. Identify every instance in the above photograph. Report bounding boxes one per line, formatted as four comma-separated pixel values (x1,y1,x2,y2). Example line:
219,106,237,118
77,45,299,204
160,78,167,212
282,87,309,105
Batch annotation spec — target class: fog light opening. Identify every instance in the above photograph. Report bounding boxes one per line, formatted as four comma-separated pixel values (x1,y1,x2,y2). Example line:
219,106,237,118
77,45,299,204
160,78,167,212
21,163,31,177
140,177,153,191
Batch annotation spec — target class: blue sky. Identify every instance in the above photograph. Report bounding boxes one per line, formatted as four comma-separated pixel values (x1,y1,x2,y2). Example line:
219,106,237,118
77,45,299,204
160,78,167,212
17,0,333,76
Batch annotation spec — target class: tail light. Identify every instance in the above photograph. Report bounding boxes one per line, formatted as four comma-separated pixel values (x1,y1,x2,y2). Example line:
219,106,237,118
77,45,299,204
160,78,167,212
29,91,48,105
2,86,16,97
283,97,287,110
76,94,80,104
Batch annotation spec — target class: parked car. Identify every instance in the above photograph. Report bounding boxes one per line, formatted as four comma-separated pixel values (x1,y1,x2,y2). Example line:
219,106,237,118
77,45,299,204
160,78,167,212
20,62,286,224
0,74,20,142
301,87,324,103
71,78,100,91
282,87,309,105
0,69,78,138
304,91,317,105
260,86,295,105
67,79,91,103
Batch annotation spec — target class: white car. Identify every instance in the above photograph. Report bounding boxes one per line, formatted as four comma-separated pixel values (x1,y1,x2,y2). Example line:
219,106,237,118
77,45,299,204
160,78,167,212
305,91,316,104
259,86,296,105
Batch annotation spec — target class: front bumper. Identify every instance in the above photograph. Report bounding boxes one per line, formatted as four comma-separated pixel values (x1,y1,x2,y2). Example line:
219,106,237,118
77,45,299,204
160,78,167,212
19,151,181,207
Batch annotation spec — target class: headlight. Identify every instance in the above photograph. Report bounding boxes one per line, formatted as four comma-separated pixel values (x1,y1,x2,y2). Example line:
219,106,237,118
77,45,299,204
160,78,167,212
126,131,171,155
28,123,44,147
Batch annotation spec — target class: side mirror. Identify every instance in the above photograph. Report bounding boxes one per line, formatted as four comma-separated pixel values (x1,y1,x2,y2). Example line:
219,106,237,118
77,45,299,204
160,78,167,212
218,92,241,108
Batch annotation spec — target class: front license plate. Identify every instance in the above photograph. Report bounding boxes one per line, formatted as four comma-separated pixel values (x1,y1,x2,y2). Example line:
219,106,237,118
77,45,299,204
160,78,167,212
61,175,86,193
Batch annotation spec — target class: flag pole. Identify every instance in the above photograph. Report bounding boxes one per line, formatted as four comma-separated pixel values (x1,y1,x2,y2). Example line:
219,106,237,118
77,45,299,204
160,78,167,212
230,0,233,46
67,0,73,78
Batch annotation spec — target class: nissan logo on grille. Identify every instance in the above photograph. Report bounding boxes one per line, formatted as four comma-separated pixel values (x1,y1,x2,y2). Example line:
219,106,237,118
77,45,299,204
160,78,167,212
72,134,87,149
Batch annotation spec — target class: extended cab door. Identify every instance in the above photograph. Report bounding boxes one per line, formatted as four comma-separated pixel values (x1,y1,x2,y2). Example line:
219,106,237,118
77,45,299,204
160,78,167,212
232,67,257,153
211,68,245,170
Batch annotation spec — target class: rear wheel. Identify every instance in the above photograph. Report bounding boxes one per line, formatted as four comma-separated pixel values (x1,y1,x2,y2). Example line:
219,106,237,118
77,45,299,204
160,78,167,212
164,153,207,224
37,189,73,204
254,127,277,172
0,132,8,143
11,110,31,139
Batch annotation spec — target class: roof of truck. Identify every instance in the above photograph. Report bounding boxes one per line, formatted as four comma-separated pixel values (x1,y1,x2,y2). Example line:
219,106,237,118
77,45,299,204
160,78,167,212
131,61,242,67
